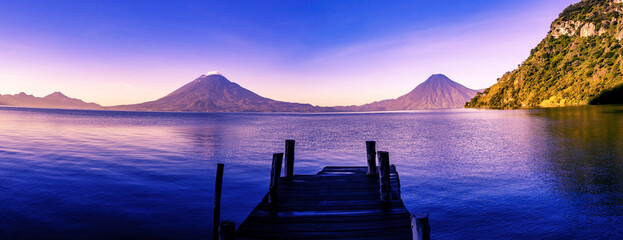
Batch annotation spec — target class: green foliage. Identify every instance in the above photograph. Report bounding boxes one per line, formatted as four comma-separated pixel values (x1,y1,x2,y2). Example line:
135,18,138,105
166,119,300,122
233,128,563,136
559,0,611,23
466,0,623,109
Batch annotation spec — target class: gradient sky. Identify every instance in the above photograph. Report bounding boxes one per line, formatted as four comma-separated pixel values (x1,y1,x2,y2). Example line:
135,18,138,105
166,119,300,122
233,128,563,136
0,0,579,107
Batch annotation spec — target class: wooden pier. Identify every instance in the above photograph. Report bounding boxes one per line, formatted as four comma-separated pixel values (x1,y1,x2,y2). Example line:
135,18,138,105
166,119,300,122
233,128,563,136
214,140,430,240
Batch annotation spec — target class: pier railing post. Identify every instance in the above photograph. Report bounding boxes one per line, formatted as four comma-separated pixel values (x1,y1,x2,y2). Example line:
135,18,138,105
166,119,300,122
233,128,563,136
284,140,295,177
411,213,431,240
213,163,224,240
269,153,284,209
393,164,402,200
219,221,236,240
377,151,392,204
366,141,377,175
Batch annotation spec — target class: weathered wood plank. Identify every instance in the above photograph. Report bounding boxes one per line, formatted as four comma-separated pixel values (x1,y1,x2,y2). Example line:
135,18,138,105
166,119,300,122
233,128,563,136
236,165,414,239
412,213,431,240
366,141,377,175
248,207,410,218
268,153,283,208
213,163,224,240
243,212,410,224
237,227,413,240
377,152,392,203
284,140,295,177
219,221,235,240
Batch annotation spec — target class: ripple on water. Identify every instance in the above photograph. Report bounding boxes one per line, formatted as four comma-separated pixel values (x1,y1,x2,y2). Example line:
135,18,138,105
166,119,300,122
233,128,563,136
0,106,621,239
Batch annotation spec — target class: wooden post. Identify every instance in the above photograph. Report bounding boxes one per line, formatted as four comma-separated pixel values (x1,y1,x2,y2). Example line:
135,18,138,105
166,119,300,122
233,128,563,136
366,141,377,175
377,151,392,203
411,213,431,240
213,163,224,240
268,153,283,209
284,140,295,177
219,221,236,240
393,165,402,200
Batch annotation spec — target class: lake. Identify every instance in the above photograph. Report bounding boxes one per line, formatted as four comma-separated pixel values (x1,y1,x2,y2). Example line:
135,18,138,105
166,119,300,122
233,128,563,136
0,106,621,239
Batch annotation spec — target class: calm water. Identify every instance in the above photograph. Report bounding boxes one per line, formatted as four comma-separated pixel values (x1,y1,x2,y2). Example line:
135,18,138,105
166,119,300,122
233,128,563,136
0,106,621,239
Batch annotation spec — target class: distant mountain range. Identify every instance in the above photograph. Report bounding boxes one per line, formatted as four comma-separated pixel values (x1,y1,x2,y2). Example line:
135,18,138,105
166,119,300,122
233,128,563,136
1,73,478,112
0,92,102,110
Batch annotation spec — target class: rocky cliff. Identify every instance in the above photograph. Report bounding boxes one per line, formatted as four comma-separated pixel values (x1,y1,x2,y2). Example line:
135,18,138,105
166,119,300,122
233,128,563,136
467,0,623,108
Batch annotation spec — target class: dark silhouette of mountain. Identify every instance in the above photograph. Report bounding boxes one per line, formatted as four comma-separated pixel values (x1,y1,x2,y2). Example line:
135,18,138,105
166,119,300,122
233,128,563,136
111,73,334,112
0,91,102,110
337,74,478,111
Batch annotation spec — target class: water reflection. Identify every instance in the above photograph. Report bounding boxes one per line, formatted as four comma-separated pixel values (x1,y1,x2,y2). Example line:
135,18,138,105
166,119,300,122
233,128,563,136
1,107,622,239
534,106,623,218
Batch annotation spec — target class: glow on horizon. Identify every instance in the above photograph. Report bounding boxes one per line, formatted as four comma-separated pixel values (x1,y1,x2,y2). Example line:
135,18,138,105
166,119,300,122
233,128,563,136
0,0,579,107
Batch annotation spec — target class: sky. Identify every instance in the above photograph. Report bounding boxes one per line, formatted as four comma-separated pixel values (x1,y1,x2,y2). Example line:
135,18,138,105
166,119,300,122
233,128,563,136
0,0,579,107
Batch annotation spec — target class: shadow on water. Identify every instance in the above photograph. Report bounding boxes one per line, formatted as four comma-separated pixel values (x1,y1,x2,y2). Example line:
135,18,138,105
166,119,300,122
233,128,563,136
531,106,623,237
589,84,623,105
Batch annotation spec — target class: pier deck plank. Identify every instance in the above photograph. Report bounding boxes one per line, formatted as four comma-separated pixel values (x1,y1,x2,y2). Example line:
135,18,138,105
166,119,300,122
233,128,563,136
235,166,413,240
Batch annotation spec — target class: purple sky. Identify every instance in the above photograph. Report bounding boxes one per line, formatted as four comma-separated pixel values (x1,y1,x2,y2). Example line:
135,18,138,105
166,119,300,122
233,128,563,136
0,0,579,106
